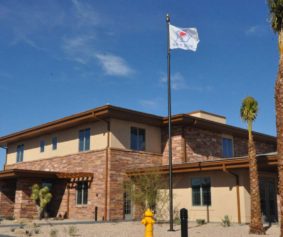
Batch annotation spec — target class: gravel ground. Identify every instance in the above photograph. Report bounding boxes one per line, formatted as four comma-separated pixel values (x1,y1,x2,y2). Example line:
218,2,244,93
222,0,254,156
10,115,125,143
0,220,279,237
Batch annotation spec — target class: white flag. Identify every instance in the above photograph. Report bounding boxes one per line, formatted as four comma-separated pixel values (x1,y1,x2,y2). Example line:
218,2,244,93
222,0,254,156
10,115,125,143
169,24,199,51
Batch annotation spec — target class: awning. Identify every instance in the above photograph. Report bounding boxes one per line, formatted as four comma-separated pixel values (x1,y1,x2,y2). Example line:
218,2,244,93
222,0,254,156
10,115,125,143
126,154,278,176
0,169,93,180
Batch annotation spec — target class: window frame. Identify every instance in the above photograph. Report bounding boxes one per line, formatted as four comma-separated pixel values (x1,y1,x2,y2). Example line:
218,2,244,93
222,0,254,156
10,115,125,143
76,181,88,205
191,177,211,207
16,144,24,163
222,135,234,158
78,128,91,152
130,127,146,151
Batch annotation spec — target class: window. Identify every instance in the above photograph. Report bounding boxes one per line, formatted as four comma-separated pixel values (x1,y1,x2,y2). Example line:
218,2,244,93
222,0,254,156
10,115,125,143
123,192,131,216
76,181,88,205
52,137,57,150
40,140,45,153
79,128,90,152
192,177,211,206
222,137,233,158
130,127,145,151
16,144,24,163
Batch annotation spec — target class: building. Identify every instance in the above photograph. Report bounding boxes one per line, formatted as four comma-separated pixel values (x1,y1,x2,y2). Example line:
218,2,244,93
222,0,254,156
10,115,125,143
0,105,278,223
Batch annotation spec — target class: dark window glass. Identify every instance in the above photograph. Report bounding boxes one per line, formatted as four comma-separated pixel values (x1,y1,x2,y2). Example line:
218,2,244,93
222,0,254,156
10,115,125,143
192,178,211,206
76,181,88,205
130,127,145,151
40,140,45,153
85,128,90,151
79,128,91,152
52,137,57,150
124,192,131,215
130,127,138,150
16,144,24,163
222,138,233,158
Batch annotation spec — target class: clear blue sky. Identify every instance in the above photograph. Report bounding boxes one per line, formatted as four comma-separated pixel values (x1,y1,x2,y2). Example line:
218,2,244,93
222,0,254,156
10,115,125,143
0,0,279,169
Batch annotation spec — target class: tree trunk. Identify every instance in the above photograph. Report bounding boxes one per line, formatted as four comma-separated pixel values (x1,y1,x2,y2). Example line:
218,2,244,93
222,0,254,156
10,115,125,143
276,30,283,237
249,132,265,234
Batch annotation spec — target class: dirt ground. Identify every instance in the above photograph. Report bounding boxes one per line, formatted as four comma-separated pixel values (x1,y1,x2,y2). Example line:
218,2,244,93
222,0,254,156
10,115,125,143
0,220,279,237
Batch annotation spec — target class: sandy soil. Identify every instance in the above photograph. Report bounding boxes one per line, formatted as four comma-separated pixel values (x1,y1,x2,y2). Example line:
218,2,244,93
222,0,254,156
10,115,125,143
0,220,279,237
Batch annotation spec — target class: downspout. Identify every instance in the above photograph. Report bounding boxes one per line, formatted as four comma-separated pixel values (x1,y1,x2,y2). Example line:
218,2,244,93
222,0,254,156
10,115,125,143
104,121,110,221
223,165,241,224
92,114,110,221
182,126,187,162
67,184,70,218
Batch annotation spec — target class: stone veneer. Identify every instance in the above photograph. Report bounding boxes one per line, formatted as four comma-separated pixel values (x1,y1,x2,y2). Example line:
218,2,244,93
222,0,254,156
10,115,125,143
0,180,16,218
162,125,276,165
4,148,162,220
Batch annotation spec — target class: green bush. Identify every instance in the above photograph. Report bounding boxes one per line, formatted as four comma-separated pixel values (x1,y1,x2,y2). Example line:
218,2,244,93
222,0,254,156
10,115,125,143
50,229,58,237
221,215,231,227
196,219,205,225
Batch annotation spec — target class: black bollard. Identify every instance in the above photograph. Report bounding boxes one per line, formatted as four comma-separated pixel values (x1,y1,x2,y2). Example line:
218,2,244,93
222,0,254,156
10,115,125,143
180,208,188,237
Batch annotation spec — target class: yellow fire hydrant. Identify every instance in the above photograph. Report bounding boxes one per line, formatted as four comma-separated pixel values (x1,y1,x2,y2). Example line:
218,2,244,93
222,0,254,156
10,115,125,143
141,209,155,237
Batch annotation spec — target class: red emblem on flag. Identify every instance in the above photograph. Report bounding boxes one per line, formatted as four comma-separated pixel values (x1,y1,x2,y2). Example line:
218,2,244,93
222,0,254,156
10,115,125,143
179,31,186,37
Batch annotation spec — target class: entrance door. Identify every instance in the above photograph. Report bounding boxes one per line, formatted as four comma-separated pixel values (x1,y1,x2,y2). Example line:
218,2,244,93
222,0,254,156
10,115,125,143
123,192,132,220
260,178,278,223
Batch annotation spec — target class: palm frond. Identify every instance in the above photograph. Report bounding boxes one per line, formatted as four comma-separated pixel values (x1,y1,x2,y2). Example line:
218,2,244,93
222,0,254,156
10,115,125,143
240,96,258,123
268,0,283,32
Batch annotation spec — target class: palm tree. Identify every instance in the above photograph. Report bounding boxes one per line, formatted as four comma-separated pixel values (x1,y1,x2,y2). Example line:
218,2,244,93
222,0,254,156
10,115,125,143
267,1,283,236
240,96,265,235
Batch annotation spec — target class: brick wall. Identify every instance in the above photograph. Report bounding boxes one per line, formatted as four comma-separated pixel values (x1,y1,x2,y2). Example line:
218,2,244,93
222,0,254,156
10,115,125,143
5,148,162,220
6,149,107,220
0,180,16,218
162,125,276,165
107,148,162,220
14,178,38,219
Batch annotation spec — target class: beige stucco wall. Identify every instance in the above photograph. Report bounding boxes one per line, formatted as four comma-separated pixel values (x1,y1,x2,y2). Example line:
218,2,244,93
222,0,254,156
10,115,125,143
157,169,251,223
6,118,162,165
6,121,108,164
110,118,161,153
189,112,226,124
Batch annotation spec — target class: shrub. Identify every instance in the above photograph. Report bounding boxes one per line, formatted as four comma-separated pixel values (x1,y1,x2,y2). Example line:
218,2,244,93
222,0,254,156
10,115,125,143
50,229,58,237
68,225,78,236
196,219,205,225
31,184,52,219
221,215,231,227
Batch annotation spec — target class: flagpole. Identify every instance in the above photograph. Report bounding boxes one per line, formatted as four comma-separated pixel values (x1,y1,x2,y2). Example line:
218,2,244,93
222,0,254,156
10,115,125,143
166,13,174,232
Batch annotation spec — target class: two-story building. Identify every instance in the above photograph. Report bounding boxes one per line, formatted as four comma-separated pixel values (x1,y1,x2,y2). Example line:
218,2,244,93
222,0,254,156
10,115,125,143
0,105,278,223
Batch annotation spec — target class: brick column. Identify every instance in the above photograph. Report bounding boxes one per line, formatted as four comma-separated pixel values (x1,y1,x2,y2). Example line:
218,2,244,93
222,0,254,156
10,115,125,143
14,178,38,219
0,180,16,218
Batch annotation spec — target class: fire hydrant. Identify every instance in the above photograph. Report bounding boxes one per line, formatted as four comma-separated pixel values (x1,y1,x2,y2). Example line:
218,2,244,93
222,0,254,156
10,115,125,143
141,209,155,237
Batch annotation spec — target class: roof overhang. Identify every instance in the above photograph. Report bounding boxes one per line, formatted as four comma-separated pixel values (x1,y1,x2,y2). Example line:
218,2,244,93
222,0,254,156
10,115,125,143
126,154,278,176
0,105,276,146
162,114,276,144
0,169,94,180
0,105,162,146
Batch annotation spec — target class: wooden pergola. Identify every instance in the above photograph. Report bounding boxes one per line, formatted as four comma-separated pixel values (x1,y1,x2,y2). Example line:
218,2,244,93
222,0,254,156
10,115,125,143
0,169,93,181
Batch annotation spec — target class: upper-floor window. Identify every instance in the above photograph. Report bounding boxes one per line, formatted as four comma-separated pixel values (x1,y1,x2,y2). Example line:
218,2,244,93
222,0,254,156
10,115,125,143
40,140,45,153
16,144,24,163
130,127,145,151
76,181,88,205
52,137,57,150
192,177,211,206
79,128,90,152
222,137,233,158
